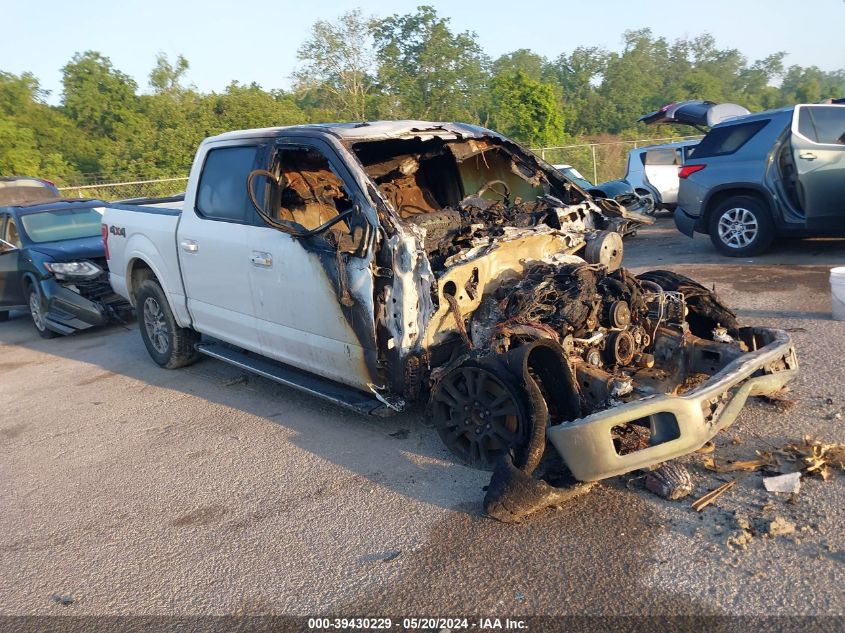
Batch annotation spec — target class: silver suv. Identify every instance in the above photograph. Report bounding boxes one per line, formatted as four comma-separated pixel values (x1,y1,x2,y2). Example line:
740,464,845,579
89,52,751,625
623,140,699,211
675,102,845,256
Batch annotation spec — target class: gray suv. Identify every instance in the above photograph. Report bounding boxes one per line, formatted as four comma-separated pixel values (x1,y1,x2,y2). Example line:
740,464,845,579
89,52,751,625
675,102,845,256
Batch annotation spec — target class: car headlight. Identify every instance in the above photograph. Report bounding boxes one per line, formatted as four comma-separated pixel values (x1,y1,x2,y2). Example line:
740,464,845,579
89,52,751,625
43,261,103,280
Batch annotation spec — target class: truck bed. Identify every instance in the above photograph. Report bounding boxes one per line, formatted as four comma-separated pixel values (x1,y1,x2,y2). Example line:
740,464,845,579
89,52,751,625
103,202,190,326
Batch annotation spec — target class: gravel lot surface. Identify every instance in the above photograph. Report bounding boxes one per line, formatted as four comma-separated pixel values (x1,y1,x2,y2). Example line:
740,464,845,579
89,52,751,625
2,217,844,618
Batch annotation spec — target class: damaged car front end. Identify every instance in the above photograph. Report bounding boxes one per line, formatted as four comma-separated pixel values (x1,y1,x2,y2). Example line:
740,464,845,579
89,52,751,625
0,200,131,336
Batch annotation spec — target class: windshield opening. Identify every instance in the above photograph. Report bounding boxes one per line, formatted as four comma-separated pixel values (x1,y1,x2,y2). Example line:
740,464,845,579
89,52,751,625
19,207,104,244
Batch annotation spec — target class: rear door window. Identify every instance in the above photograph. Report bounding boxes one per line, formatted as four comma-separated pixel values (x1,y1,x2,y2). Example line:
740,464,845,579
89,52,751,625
691,120,768,158
4,216,21,248
644,148,680,165
196,146,259,223
795,106,845,145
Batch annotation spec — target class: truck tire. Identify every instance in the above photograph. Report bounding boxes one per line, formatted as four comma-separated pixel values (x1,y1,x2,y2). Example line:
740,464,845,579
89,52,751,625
27,284,57,339
0,311,8,322
708,195,775,257
136,279,200,368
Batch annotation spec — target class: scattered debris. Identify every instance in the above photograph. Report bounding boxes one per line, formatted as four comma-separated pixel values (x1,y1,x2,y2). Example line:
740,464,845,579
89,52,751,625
775,436,845,480
645,463,693,500
695,441,715,454
357,550,402,564
726,515,754,550
692,479,736,512
724,513,798,549
51,594,74,606
763,472,801,494
763,516,796,537
702,454,774,473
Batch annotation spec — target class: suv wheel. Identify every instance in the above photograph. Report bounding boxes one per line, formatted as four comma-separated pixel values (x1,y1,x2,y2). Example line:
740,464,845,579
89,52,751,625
136,279,200,368
28,285,57,339
709,195,775,257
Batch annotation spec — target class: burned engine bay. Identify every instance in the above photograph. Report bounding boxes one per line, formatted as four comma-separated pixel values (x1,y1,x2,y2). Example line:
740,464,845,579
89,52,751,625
352,134,649,272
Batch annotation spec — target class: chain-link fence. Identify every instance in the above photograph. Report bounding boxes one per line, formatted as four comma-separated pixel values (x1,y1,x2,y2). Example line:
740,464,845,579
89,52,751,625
53,136,701,201
58,177,189,201
531,135,702,185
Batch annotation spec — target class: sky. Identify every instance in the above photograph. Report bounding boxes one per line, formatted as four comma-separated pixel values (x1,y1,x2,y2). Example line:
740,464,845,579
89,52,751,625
3,0,844,104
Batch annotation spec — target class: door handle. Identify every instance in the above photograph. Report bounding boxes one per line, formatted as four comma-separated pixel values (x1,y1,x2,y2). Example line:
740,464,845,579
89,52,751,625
250,251,273,267
180,239,199,253
798,152,817,161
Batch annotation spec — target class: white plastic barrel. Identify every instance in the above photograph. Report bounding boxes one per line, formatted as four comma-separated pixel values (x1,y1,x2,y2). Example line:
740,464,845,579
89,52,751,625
832,267,845,321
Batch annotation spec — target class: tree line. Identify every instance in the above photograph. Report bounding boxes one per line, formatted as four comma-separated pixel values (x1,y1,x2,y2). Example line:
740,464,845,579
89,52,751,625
1,5,842,185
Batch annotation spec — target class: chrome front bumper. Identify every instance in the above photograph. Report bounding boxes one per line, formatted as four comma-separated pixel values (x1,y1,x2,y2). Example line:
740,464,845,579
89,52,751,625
546,327,797,482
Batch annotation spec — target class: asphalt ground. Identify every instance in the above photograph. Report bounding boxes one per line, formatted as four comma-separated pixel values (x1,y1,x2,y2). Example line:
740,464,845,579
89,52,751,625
1,216,844,620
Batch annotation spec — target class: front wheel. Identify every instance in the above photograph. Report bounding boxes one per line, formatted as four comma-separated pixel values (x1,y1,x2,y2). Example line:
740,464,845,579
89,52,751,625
429,364,529,471
28,286,57,339
709,196,775,257
136,279,200,368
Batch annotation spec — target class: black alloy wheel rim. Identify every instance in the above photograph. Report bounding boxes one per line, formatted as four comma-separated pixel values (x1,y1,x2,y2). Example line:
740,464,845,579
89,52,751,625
431,366,526,469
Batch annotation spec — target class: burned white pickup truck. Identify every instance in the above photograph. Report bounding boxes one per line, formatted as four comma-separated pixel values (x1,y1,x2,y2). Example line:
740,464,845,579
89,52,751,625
103,121,796,513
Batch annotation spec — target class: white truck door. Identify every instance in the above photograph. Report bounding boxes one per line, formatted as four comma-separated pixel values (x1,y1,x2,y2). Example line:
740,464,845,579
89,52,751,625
643,148,682,205
243,139,378,391
178,142,262,353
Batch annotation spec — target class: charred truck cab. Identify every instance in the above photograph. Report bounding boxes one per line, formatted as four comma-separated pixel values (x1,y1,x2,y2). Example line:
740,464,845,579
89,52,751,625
104,121,796,505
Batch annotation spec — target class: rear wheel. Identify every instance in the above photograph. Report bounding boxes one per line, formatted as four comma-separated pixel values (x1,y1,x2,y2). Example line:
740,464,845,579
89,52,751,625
136,279,200,368
27,285,57,339
709,195,775,257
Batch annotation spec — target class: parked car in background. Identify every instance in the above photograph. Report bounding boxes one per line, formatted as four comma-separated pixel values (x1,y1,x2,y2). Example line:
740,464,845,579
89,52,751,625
675,102,845,256
626,101,751,212
0,198,130,336
0,176,60,206
554,164,655,219
622,140,699,212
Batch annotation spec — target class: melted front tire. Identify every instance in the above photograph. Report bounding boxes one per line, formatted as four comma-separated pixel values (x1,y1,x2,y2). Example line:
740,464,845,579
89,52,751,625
429,363,529,471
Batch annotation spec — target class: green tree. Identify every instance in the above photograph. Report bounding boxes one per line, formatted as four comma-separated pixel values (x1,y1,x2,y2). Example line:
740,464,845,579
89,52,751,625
61,51,140,140
780,66,845,104
493,49,546,82
0,119,40,174
372,5,490,121
546,47,608,134
149,53,190,95
293,9,376,121
487,71,564,147
210,82,304,131
596,30,670,133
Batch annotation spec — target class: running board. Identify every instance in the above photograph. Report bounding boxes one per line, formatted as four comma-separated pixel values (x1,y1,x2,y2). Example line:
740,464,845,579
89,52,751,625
195,342,401,417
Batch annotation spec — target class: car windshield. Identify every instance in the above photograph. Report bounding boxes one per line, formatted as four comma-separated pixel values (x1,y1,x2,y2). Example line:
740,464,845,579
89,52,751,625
19,207,103,243
559,167,593,189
